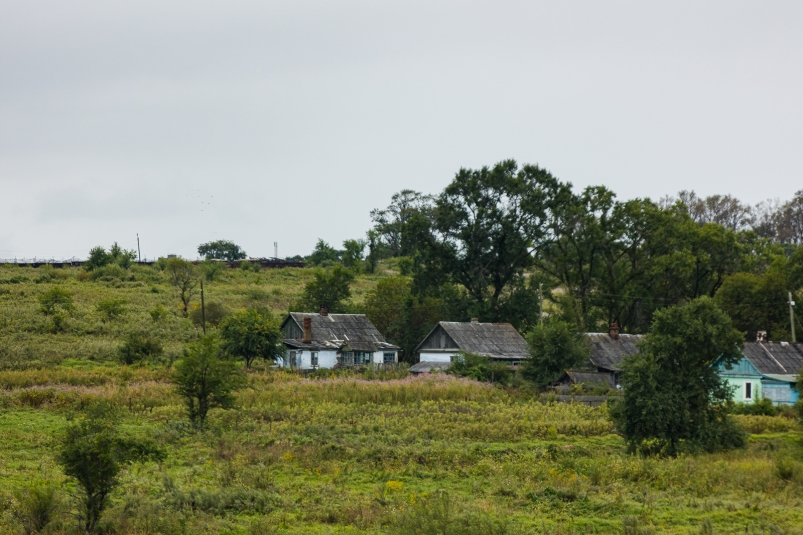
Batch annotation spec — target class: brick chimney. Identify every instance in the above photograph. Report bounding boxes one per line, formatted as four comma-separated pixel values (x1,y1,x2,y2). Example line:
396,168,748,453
320,304,329,317
470,317,479,323
756,330,768,342
303,317,312,344
608,322,620,340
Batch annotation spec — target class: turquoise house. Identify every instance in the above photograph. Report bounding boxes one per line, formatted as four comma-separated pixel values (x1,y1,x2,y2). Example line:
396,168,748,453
719,341,802,405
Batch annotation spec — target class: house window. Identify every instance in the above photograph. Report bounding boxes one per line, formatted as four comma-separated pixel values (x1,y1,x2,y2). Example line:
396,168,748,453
383,352,396,363
288,351,296,368
311,352,318,367
745,382,753,400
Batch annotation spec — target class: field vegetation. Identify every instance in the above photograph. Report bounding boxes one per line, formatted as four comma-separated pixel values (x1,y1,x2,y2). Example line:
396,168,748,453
1,263,803,534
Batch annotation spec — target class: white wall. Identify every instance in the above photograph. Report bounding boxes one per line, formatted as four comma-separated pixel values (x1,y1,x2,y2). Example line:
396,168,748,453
419,351,455,363
281,349,339,370
373,351,398,364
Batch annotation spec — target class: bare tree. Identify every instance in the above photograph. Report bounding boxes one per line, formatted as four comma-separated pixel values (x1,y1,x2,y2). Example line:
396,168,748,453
750,198,783,239
675,190,751,230
777,190,803,245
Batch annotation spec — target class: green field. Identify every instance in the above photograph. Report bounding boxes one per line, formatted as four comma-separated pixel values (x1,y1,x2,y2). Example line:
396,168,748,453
1,264,802,534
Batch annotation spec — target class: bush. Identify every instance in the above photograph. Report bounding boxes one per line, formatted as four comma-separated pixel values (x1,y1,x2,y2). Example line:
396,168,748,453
730,398,779,416
118,333,163,365
11,482,62,535
199,259,225,281
449,352,512,385
90,264,130,282
149,304,170,322
388,490,509,535
96,298,127,322
189,301,230,328
521,318,589,389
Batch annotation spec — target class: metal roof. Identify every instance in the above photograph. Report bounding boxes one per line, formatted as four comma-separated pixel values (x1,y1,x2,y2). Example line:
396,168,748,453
282,312,399,351
762,374,799,383
586,333,643,372
741,342,803,376
416,321,530,360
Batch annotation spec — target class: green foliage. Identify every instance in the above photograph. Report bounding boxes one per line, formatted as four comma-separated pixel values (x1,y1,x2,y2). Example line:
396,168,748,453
149,304,170,322
11,482,62,535
729,397,779,416
172,335,245,427
164,257,198,317
521,318,589,389
96,298,127,322
612,297,747,456
85,243,136,271
218,309,284,368
118,332,163,365
297,265,355,313
715,265,792,341
388,490,509,535
306,239,341,266
449,352,513,385
370,189,436,258
198,259,225,281
37,286,74,332
189,301,229,328
341,239,366,271
197,240,247,261
57,405,164,534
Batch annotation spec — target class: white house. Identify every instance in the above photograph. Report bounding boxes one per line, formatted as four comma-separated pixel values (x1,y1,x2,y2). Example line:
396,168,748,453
410,319,529,372
279,306,400,370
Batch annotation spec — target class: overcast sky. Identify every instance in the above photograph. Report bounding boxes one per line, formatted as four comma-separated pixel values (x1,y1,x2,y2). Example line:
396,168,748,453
1,1,802,260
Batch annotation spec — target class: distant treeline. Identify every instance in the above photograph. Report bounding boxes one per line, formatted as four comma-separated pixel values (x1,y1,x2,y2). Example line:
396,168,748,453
305,160,803,343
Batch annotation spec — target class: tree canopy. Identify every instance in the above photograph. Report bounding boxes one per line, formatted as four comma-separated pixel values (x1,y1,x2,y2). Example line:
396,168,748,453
219,309,285,368
197,240,247,261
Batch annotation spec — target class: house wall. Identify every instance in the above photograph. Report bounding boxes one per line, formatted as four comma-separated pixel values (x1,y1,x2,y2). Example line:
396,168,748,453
761,380,797,405
283,319,302,339
721,375,763,403
372,351,397,365
419,351,457,363
282,349,338,370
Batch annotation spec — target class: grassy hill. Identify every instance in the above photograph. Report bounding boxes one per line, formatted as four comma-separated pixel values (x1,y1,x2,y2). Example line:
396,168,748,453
1,263,802,534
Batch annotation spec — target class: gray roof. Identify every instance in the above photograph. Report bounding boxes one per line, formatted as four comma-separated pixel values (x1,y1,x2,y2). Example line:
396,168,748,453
282,312,399,351
742,342,803,376
587,333,643,372
409,361,453,373
417,322,529,360
556,370,616,388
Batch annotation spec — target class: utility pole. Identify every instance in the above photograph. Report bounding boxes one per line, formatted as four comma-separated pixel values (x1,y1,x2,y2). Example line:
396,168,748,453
790,291,796,343
136,233,141,263
200,279,207,335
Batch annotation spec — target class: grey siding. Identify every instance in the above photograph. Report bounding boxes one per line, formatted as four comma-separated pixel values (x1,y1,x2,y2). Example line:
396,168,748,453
282,318,303,339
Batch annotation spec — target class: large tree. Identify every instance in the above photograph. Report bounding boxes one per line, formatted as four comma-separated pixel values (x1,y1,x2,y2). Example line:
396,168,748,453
197,240,247,261
416,160,570,321
521,318,589,389
612,297,746,456
370,190,436,258
297,265,355,313
219,309,285,368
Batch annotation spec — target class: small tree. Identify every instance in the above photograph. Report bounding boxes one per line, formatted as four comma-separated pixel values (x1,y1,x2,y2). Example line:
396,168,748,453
342,239,366,270
172,335,245,427
297,265,355,313
197,240,247,261
85,243,136,271
611,297,746,456
164,257,198,317
306,239,341,266
521,318,590,389
219,309,285,368
118,333,163,365
57,405,163,534
449,352,512,385
38,286,74,332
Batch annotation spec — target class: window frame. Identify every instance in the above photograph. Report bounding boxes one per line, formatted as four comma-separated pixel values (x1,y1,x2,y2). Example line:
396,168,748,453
745,382,753,400
383,352,396,363
311,351,318,367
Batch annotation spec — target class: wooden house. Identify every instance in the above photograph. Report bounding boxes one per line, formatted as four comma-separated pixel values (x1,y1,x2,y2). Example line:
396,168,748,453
553,370,617,392
719,337,802,405
585,324,642,385
280,306,399,370
414,319,529,368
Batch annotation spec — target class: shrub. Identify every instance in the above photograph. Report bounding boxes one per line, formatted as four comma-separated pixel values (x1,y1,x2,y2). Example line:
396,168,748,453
11,482,62,535
172,335,245,427
90,264,130,282
57,404,164,534
189,301,230,328
521,318,589,389
730,397,779,416
37,286,74,332
118,333,163,365
449,352,512,385
96,298,127,322
199,259,225,281
149,304,170,322
388,490,509,535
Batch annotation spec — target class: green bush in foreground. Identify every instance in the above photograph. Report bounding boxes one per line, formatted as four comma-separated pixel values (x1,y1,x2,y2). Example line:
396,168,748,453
521,318,589,389
172,335,245,427
11,482,62,535
57,405,164,534
117,332,163,365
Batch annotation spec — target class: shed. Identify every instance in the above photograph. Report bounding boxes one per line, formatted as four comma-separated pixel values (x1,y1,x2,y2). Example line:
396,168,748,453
554,370,616,392
280,306,400,370
414,320,529,365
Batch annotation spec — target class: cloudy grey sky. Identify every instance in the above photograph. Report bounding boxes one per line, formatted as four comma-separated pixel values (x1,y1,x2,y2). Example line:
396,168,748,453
1,1,801,260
